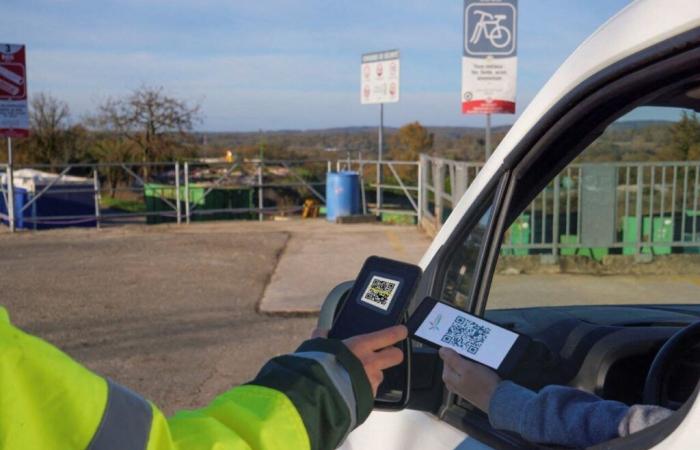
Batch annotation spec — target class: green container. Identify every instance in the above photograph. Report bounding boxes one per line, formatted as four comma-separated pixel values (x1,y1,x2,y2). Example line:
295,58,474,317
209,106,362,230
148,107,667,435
381,212,416,225
144,183,254,224
622,216,673,255
684,210,700,254
502,214,530,256
559,235,608,261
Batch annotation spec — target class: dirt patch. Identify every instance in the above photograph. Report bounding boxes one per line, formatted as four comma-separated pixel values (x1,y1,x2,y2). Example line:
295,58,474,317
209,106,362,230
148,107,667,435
497,254,700,276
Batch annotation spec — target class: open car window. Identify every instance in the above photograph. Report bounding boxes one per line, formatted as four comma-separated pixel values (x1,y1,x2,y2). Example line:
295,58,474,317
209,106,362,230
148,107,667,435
488,106,700,311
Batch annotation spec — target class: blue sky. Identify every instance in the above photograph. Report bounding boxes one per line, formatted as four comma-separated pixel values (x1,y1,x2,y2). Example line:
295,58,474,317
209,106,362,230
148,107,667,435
4,0,634,131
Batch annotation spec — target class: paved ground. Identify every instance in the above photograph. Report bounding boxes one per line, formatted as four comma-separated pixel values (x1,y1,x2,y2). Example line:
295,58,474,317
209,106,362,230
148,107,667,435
1,219,697,416
259,220,431,313
0,222,316,415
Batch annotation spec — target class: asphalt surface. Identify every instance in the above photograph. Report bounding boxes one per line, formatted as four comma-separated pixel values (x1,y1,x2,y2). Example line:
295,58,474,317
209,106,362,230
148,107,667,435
2,220,697,416
0,223,316,415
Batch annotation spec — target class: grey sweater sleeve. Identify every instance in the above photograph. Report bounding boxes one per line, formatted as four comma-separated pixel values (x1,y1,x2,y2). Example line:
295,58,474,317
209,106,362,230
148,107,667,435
488,381,673,448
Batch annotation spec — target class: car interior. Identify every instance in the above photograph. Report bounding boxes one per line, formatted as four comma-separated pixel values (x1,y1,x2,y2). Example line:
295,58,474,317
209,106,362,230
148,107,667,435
392,31,700,450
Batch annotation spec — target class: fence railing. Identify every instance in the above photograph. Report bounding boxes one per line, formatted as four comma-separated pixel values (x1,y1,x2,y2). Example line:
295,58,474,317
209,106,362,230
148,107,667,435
420,155,700,257
2,155,699,257
0,158,331,231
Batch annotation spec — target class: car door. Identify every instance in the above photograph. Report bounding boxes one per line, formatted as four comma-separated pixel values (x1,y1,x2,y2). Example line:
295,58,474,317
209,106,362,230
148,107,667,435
421,26,700,450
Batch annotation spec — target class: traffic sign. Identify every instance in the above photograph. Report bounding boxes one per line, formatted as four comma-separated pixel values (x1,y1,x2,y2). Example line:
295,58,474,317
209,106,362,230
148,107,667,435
0,44,29,138
461,1,518,115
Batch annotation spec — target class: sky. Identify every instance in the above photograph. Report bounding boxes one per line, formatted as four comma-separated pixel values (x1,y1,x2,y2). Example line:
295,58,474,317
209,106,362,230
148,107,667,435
4,0,636,131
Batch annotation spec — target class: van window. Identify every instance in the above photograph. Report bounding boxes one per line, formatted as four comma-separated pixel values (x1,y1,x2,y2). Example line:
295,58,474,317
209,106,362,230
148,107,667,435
439,202,494,308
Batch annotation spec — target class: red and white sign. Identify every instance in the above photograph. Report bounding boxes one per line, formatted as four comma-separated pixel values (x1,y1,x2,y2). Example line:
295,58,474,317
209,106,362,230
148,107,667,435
361,50,400,105
0,44,29,138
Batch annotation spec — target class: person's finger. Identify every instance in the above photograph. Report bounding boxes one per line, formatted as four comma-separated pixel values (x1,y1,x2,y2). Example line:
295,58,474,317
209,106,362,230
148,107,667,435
369,345,404,370
439,347,464,370
311,328,328,339
349,325,408,352
442,364,461,387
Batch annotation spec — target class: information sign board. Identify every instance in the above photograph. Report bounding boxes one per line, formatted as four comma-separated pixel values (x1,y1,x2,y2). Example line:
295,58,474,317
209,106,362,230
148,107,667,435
361,50,400,105
0,44,29,137
461,1,517,114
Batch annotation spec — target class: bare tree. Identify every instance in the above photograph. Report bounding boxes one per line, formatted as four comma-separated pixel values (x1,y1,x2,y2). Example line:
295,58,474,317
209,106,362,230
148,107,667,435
97,86,201,175
29,93,72,164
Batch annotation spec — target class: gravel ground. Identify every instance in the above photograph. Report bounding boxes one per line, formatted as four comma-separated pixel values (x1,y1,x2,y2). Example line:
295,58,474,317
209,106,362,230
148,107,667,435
0,224,316,415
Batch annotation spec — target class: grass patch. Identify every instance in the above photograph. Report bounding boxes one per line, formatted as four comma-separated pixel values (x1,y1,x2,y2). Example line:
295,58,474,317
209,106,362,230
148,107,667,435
101,196,146,213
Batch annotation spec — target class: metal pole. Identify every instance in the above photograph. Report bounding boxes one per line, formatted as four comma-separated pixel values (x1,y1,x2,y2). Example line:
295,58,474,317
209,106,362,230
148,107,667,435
174,162,181,225
485,113,492,161
258,160,263,222
93,169,101,229
359,151,367,215
376,103,384,216
7,137,15,233
417,156,423,224
184,162,191,224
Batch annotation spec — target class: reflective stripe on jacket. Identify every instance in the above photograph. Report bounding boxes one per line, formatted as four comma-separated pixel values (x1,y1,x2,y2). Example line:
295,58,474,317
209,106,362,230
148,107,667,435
0,308,373,450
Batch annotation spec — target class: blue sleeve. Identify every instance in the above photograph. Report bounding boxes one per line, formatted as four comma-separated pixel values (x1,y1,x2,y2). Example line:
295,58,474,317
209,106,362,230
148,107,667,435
488,381,630,448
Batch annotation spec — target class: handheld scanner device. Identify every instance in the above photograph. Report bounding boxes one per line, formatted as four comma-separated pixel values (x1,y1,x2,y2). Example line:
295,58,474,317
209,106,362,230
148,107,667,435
328,256,422,340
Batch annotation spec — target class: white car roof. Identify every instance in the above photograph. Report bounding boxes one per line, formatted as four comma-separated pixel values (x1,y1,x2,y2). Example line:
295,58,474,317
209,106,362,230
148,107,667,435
420,0,700,268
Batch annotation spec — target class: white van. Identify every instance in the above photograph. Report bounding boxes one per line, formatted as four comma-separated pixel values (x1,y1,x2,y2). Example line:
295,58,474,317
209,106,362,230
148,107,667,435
321,1,700,448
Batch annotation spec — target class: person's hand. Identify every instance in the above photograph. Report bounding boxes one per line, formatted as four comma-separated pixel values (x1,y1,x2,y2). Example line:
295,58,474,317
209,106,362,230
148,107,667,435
439,347,501,413
309,325,407,395
343,325,407,395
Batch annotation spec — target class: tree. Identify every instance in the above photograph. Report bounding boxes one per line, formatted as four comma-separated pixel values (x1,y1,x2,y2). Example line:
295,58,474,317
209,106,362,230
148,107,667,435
28,93,72,164
388,121,434,161
96,86,201,173
660,111,700,161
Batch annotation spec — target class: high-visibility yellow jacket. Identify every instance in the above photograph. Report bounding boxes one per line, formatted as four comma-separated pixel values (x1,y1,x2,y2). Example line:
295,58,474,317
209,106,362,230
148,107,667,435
0,307,373,450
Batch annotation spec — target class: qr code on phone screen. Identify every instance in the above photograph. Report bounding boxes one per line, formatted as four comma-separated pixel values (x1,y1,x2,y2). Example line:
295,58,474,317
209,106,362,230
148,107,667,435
441,316,491,355
360,276,399,311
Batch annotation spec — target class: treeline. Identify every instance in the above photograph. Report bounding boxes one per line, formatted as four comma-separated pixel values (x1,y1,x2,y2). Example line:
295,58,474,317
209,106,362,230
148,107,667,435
1,87,201,167
3,88,700,166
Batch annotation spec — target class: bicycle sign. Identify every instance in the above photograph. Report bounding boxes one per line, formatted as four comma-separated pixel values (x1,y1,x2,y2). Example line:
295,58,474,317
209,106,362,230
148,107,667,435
465,2,516,56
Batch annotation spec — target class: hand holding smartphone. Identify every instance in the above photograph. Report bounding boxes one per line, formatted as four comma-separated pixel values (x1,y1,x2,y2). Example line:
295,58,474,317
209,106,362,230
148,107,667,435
407,297,529,376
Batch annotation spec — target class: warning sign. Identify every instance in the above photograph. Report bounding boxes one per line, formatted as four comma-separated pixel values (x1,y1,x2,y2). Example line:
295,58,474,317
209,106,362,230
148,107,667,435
361,50,400,105
0,44,29,138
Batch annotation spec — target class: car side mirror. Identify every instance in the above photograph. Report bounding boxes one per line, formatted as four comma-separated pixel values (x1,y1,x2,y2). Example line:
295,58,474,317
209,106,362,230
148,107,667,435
318,281,411,411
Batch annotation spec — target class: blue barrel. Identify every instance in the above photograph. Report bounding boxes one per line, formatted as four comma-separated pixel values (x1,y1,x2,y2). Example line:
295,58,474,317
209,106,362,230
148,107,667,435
326,171,361,222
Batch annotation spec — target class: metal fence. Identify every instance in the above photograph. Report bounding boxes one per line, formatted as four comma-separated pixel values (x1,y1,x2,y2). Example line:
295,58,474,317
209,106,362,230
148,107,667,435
2,155,699,256
420,155,700,257
0,158,330,231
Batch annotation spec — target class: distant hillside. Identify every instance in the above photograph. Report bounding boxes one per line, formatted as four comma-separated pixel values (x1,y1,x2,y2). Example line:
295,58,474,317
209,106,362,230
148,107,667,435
195,118,689,162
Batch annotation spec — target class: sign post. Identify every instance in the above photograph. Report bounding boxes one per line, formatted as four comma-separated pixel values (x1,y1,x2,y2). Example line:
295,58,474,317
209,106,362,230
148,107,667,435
462,1,517,160
0,44,30,232
361,49,400,216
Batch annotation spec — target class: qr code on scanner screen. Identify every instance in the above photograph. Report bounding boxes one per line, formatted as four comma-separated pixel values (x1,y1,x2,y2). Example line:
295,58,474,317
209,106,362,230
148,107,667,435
441,316,491,355
360,276,399,311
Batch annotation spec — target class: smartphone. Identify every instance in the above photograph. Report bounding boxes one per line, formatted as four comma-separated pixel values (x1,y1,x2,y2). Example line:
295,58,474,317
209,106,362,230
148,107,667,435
328,256,422,340
407,297,530,376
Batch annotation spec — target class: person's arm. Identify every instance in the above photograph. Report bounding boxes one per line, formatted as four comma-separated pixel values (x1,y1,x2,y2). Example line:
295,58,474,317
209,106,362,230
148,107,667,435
0,306,405,450
439,348,673,448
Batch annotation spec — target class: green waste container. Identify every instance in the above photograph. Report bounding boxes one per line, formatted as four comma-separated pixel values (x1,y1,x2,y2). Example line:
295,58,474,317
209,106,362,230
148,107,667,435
559,235,608,261
502,214,530,256
684,210,700,254
622,216,673,255
144,183,254,224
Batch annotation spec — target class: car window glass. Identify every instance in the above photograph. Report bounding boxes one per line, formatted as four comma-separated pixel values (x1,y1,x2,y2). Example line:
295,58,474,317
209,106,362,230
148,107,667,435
439,201,494,309
486,106,700,310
